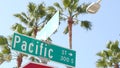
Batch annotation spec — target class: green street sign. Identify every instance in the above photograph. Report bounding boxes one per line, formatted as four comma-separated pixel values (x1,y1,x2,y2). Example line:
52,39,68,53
12,33,76,67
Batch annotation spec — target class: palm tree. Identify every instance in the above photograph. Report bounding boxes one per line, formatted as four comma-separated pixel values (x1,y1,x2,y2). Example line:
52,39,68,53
96,40,120,68
13,2,54,67
12,23,27,67
53,0,92,49
96,50,113,68
51,0,92,68
96,58,109,68
0,36,11,64
14,2,46,37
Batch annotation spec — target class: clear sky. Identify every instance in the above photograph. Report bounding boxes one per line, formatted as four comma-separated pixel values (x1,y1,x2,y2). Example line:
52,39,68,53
0,0,120,68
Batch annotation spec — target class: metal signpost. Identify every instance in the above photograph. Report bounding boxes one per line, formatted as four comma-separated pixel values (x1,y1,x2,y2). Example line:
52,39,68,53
12,33,76,67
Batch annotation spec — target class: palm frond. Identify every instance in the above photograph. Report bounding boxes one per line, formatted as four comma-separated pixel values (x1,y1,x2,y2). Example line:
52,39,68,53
36,3,46,18
0,36,8,45
42,13,54,23
3,54,12,62
47,37,52,42
2,46,10,54
97,50,110,59
25,29,34,36
81,20,92,30
63,26,68,34
62,0,71,9
47,6,56,13
108,40,119,51
96,40,120,67
96,59,108,67
14,14,29,25
0,53,4,64
107,41,112,49
28,2,36,16
114,40,119,49
12,23,26,33
69,0,78,11
29,19,35,27
73,20,79,25
77,3,90,14
54,2,63,11
21,12,29,20
60,16,67,21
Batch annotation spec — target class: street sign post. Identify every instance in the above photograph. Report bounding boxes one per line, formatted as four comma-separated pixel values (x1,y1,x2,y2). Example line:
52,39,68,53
12,33,76,67
23,62,55,68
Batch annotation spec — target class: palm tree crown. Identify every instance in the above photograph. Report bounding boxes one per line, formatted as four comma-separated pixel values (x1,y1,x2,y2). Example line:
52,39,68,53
96,40,120,68
53,0,92,49
0,36,11,64
12,2,55,67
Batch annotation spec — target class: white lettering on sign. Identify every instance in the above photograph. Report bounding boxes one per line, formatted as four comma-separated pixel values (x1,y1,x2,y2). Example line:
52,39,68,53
44,44,47,57
13,35,54,59
22,41,27,51
48,49,53,58
40,43,43,55
13,35,21,48
61,50,74,64
29,43,34,53
35,42,39,54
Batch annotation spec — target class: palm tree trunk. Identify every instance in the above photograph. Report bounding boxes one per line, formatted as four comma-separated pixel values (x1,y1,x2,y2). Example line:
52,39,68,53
33,26,38,38
17,53,22,68
68,17,73,49
67,17,73,68
114,63,119,68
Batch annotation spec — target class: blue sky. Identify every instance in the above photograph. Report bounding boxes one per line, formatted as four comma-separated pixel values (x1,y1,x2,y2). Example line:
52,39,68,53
0,0,120,68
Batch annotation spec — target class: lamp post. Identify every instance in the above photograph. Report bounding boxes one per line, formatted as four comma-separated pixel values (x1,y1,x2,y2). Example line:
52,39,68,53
86,0,101,14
